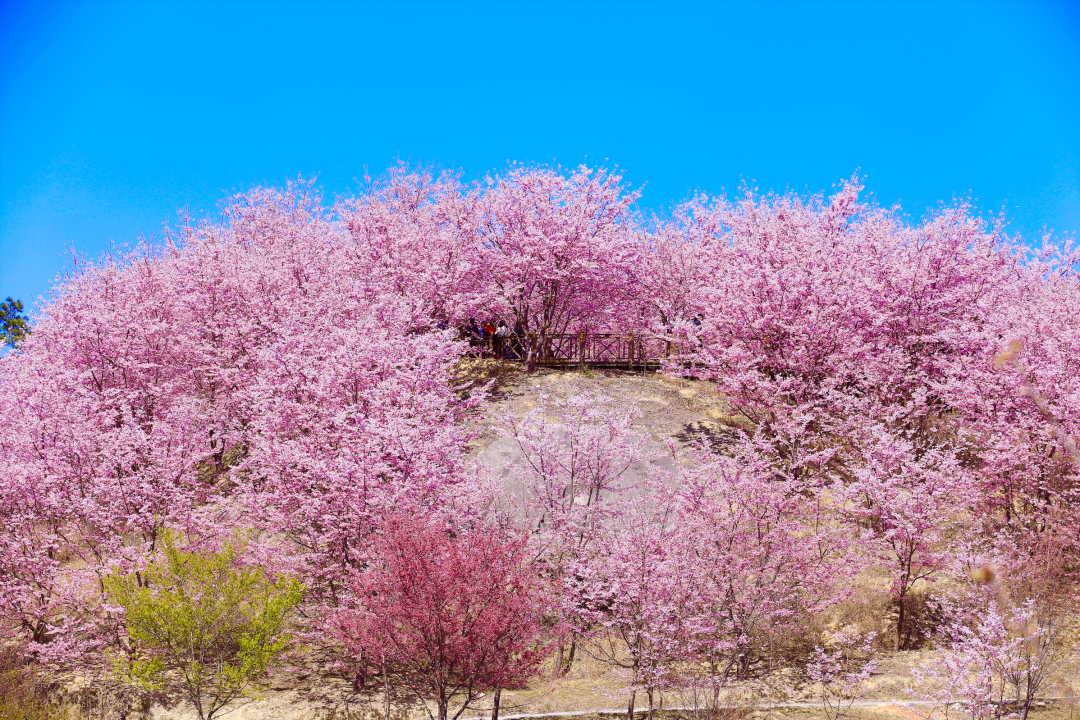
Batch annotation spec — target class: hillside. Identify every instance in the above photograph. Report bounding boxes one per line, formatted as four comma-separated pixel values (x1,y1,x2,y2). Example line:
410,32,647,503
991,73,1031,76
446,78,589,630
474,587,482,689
113,365,1079,720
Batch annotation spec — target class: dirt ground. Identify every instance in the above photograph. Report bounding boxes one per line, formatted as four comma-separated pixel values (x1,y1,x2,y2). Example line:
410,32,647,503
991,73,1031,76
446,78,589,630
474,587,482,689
453,360,743,454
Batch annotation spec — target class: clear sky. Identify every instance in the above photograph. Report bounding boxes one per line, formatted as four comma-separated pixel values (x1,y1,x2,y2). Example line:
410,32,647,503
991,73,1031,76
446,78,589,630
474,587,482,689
2,0,1078,311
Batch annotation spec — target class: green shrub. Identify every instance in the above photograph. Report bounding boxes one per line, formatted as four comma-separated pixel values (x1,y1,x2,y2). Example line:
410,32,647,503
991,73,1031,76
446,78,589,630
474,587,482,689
105,532,303,720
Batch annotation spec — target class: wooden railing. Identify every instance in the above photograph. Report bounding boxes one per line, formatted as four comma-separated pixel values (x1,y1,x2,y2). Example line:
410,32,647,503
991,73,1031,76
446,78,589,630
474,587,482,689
463,332,687,369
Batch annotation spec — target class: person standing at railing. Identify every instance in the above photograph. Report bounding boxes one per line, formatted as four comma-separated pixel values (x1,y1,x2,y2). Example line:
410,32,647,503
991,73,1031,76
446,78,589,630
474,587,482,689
496,322,511,359
464,318,482,345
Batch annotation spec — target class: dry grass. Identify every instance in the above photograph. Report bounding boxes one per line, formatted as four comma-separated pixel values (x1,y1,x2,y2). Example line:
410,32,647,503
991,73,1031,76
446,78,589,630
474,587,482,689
0,647,72,720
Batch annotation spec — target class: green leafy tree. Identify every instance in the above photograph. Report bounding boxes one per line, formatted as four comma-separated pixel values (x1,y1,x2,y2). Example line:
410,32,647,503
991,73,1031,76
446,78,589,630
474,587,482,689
105,532,303,720
0,297,29,348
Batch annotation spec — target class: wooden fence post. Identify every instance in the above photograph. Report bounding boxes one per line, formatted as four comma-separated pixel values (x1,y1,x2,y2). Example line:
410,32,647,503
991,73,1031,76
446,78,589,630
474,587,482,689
628,331,634,370
579,331,586,371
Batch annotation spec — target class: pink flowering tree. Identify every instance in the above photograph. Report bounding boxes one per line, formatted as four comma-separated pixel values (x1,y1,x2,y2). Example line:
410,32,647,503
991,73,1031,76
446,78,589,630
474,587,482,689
331,514,553,720
0,180,480,669
569,493,690,720
0,248,229,664
913,596,1071,720
153,181,478,608
805,628,879,720
956,245,1080,565
849,432,970,651
667,450,854,683
336,163,480,326
502,393,647,555
662,176,1073,650
473,164,641,369
495,392,653,676
633,196,723,333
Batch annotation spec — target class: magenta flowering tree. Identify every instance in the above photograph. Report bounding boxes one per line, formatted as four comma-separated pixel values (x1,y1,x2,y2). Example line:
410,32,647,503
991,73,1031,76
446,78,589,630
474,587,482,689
331,514,552,720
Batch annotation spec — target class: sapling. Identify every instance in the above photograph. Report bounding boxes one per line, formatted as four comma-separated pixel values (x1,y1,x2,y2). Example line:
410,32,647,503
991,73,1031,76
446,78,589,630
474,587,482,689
105,532,303,720
915,595,1074,720
806,628,879,720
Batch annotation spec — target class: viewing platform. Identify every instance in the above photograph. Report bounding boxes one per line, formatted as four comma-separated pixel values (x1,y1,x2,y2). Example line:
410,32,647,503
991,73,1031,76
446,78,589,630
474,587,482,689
463,332,688,370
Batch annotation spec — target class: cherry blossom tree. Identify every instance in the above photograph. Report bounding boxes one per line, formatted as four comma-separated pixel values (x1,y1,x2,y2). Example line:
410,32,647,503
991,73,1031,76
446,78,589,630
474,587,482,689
805,628,879,720
569,493,689,720
332,514,552,720
336,163,480,326
663,176,1077,650
496,392,652,677
2,160,1077,698
913,594,1074,720
634,197,723,334
0,248,223,664
502,393,647,558
849,433,970,651
668,450,854,681
473,164,641,369
0,180,478,666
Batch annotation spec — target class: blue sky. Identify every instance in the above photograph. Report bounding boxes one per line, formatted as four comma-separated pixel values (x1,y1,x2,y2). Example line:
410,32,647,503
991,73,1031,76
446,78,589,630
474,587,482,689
2,0,1078,311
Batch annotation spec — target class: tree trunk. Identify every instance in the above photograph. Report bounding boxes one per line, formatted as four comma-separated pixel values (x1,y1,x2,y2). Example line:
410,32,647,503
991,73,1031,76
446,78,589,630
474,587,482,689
553,644,565,678
736,652,749,681
647,689,654,720
384,662,391,720
562,638,577,676
492,688,502,720
627,689,637,720
895,595,906,652
526,333,536,373
439,698,449,720
1018,682,1032,720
